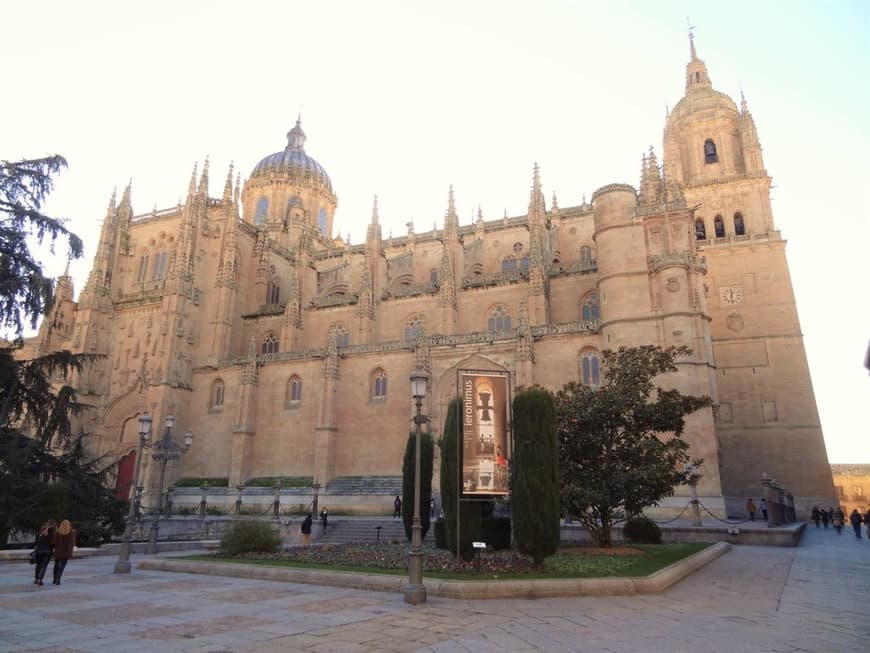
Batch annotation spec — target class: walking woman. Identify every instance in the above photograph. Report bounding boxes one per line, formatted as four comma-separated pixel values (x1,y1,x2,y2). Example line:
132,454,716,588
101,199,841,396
33,520,57,586
51,520,76,585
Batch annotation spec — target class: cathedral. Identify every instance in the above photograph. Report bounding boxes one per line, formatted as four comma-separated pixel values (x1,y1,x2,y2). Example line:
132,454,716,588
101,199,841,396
33,37,835,517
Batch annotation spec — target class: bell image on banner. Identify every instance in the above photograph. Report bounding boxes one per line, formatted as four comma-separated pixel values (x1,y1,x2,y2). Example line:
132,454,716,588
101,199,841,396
459,371,510,496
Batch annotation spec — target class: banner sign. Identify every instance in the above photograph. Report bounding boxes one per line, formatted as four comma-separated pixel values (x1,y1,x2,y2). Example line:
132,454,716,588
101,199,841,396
459,371,510,496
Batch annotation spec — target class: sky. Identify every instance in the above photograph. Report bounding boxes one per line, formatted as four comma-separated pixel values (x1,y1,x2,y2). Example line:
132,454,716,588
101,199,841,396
3,0,869,462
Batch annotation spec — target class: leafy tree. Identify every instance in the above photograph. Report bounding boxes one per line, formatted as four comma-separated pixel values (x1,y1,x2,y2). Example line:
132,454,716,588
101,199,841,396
0,155,120,545
512,387,560,564
555,345,710,547
401,429,434,541
439,397,480,561
1,155,83,336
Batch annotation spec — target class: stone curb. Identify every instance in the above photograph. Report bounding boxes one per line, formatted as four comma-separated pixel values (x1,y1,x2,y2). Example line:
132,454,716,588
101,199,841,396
138,541,730,599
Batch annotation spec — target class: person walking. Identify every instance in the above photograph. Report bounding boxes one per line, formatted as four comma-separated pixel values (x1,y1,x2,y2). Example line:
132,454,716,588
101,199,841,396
864,509,870,539
319,507,328,532
811,506,821,528
746,498,757,521
832,508,844,535
821,508,830,528
848,509,863,539
300,513,312,546
51,519,76,585
32,520,56,586
759,498,768,522
393,495,402,518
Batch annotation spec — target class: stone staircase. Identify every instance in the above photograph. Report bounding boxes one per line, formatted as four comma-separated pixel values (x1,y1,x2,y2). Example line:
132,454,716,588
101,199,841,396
325,476,402,495
315,517,434,545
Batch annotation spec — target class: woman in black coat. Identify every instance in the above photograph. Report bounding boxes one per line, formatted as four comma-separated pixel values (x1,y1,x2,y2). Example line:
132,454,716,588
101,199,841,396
33,520,56,586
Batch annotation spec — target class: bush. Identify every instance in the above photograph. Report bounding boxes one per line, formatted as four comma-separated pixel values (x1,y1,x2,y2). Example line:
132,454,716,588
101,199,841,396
623,516,662,544
243,476,313,487
220,521,282,555
74,520,111,547
439,398,481,561
402,431,434,541
480,517,511,550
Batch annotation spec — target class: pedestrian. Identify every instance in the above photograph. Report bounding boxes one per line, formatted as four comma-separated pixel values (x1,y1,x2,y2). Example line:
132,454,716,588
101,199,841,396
32,520,56,586
51,519,76,585
848,509,863,539
393,495,402,518
300,513,312,546
811,506,820,528
821,508,830,528
320,507,328,532
864,509,870,539
832,508,844,535
430,497,436,518
759,498,768,521
746,498,757,521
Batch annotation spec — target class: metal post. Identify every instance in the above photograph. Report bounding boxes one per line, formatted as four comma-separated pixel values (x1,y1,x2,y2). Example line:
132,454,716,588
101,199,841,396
146,455,169,554
405,394,426,604
112,434,146,574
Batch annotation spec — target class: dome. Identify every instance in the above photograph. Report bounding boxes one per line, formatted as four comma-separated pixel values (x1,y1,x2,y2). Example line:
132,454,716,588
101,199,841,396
250,118,333,192
668,86,738,125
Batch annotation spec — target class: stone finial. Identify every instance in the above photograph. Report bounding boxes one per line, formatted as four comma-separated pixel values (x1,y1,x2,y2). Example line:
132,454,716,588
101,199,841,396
222,162,234,203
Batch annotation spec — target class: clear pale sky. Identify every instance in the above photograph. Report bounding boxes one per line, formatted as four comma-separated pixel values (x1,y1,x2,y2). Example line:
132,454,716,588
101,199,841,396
3,1,868,462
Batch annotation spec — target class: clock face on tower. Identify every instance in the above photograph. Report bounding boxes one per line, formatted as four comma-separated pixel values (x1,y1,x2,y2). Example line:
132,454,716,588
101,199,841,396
719,285,744,305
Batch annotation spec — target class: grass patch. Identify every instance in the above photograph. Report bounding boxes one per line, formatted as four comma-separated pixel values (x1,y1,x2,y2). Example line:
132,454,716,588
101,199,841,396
182,541,712,580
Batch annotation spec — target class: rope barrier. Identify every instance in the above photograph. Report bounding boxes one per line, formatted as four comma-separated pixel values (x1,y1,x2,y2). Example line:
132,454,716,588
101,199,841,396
698,501,751,524
654,502,692,524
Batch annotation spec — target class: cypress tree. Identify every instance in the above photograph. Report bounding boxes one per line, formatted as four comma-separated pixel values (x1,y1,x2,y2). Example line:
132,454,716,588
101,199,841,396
439,397,480,561
512,387,560,564
401,430,434,541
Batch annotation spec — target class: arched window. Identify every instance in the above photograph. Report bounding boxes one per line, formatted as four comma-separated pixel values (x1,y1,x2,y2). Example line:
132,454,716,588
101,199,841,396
211,379,225,408
328,323,350,348
733,212,745,236
520,256,529,271
286,375,302,407
266,278,280,304
261,332,279,355
136,253,149,283
151,250,168,280
318,208,328,234
502,256,517,272
255,197,269,225
429,268,438,283
714,215,725,238
695,218,707,240
580,291,600,322
580,245,593,264
581,350,601,387
704,139,718,164
372,368,388,399
288,196,303,209
487,304,511,331
405,314,424,341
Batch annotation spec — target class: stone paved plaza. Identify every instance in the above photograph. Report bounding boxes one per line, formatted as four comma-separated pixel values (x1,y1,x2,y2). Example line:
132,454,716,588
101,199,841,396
1,525,867,652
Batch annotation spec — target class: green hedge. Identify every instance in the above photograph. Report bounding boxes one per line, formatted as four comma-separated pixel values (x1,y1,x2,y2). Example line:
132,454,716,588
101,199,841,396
243,476,313,487
481,517,512,550
174,477,229,488
623,516,662,544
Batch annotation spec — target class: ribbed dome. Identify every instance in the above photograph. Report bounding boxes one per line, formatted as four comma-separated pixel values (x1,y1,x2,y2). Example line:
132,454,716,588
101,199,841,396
250,118,333,192
668,86,738,124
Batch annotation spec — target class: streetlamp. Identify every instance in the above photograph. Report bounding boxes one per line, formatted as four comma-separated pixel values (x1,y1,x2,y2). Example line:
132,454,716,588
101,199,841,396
405,367,429,605
145,414,193,554
113,411,153,574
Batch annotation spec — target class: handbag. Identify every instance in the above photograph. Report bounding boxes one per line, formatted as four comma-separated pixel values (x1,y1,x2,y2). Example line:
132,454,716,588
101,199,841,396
28,550,37,565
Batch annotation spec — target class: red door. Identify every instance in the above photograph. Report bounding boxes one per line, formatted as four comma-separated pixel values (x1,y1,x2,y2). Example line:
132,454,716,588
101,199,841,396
115,451,136,500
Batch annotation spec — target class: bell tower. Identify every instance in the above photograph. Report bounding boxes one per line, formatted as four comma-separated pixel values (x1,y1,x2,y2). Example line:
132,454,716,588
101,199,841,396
662,33,834,515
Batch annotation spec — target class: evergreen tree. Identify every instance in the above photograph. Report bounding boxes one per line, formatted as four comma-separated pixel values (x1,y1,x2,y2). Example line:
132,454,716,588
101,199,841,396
555,345,709,547
401,430,434,541
439,397,480,561
0,155,121,545
512,387,560,564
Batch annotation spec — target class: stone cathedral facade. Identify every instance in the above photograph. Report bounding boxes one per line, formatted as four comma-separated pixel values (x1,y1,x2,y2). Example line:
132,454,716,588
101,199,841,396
33,38,834,516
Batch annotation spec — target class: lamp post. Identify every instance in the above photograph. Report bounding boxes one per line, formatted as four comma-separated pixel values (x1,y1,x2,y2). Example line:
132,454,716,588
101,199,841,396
404,367,429,605
685,463,703,527
145,414,193,555
113,412,153,574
